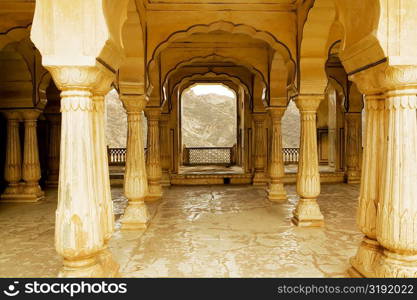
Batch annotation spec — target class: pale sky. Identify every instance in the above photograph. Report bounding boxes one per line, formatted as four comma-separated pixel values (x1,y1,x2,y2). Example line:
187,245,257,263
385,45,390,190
191,84,235,98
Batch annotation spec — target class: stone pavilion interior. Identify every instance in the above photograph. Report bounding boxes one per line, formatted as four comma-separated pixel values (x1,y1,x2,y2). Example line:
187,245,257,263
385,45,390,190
0,0,417,278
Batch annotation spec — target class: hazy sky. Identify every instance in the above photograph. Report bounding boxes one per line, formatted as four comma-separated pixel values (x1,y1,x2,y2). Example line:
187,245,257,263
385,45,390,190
190,84,235,98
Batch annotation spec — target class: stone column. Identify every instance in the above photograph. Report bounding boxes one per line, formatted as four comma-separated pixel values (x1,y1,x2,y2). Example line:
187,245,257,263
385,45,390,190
252,113,268,185
120,95,149,229
160,113,171,186
49,66,115,278
266,107,287,202
21,110,44,201
375,78,417,277
145,108,163,201
292,95,324,227
345,112,362,184
0,111,22,202
92,92,119,276
45,114,61,187
349,94,385,278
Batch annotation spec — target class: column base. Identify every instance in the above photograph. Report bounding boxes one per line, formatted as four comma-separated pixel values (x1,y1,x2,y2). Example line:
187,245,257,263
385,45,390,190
98,247,120,277
292,198,324,227
120,201,149,230
375,250,417,278
0,188,44,203
145,183,163,202
59,255,105,278
267,182,287,202
349,236,382,278
161,171,171,187
346,170,361,184
253,172,268,186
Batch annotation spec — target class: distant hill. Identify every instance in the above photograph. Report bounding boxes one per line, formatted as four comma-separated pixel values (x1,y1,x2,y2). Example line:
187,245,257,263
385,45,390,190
182,89,237,147
105,89,300,149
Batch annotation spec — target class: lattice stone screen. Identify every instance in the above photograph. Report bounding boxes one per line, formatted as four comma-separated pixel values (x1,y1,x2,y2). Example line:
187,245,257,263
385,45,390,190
185,147,233,165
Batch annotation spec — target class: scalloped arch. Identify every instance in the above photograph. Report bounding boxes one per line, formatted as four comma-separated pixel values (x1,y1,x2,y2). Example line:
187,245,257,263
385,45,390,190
173,71,250,99
148,21,295,91
0,24,31,51
163,54,265,100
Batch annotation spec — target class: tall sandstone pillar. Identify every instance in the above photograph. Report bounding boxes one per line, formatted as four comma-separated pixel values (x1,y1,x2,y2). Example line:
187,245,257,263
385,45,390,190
375,67,417,278
45,114,61,187
120,95,149,229
345,112,362,184
21,110,44,201
160,113,171,186
267,107,287,202
349,93,385,278
350,65,417,278
0,111,22,201
92,92,119,276
292,95,324,227
252,113,268,185
145,108,163,201
47,65,118,278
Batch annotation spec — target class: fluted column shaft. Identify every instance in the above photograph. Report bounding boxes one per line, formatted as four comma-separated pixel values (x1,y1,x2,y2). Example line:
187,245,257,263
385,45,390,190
47,65,118,278
252,113,267,185
46,114,61,187
160,114,171,186
345,112,362,184
349,95,385,277
21,110,44,199
292,95,324,227
349,65,417,278
120,95,149,229
56,87,105,277
1,111,22,198
267,107,287,202
92,93,119,276
145,108,163,200
376,88,417,277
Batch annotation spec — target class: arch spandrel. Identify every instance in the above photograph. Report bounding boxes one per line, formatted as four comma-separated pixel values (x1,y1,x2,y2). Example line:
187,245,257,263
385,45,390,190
118,0,145,95
299,0,337,95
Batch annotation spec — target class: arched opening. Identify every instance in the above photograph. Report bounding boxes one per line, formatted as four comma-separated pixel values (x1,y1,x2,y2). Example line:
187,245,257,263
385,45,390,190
179,83,241,173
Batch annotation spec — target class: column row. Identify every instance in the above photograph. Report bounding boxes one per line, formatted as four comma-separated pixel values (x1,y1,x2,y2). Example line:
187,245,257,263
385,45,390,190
1,110,44,203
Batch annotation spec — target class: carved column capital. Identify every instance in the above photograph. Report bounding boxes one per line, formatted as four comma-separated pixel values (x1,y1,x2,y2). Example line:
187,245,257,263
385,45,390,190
266,106,286,120
350,64,417,95
295,94,323,113
121,94,147,113
252,113,266,124
47,64,114,93
21,109,42,121
145,107,162,120
1,110,22,121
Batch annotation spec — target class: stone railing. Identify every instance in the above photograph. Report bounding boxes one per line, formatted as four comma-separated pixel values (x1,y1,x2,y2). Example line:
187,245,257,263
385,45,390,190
282,147,299,165
107,147,147,166
183,146,237,166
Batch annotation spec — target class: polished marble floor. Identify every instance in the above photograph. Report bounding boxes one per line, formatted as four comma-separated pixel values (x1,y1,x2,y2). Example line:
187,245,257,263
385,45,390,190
0,183,361,277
